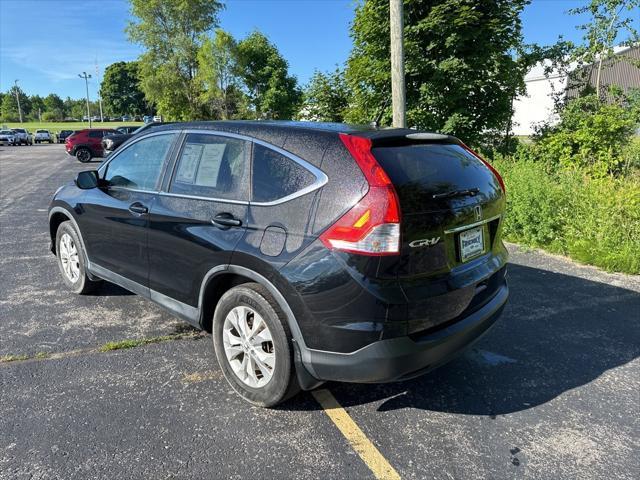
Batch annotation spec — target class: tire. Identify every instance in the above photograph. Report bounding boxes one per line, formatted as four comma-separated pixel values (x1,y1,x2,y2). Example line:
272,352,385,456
55,221,101,294
75,147,92,163
212,283,300,407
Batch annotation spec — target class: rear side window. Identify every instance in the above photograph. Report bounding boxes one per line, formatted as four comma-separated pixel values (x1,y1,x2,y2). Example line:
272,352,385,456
252,144,316,203
170,133,250,201
105,133,177,191
88,131,103,138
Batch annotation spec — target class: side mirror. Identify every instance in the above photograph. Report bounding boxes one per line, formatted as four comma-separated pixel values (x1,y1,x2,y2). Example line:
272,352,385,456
75,170,99,189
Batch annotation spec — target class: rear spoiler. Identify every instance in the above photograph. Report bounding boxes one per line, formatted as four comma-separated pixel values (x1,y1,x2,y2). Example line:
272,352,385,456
350,129,461,148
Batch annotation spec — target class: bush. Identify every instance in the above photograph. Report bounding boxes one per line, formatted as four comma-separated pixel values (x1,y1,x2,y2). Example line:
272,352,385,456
531,93,640,177
493,157,640,274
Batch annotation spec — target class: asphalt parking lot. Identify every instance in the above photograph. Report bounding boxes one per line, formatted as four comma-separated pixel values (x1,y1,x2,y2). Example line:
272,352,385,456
1,144,639,480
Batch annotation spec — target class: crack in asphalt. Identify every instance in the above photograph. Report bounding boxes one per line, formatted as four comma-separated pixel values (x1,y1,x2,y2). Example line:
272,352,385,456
0,331,207,367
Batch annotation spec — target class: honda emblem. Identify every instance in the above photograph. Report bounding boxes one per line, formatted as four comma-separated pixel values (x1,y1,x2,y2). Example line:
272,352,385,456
474,205,482,221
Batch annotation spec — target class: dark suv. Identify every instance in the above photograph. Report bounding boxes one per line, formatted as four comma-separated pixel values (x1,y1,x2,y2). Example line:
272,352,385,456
48,121,508,406
65,128,118,162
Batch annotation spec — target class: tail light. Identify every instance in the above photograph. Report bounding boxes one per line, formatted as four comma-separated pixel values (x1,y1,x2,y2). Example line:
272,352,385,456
319,134,401,256
460,143,506,194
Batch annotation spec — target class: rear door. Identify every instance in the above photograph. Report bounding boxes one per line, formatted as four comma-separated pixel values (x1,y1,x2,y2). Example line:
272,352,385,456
147,132,250,307
371,141,506,332
372,142,504,277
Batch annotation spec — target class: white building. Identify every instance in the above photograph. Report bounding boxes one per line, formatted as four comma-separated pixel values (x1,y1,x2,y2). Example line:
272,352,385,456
512,46,640,136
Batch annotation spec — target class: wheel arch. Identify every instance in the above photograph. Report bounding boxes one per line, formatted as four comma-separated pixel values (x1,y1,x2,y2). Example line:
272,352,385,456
48,207,90,265
198,264,322,388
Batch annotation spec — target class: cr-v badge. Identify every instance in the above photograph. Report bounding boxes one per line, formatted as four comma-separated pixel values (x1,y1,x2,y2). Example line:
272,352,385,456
409,237,441,248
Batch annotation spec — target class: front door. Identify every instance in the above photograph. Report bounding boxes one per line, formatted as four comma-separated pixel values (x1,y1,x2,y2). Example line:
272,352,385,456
80,132,179,287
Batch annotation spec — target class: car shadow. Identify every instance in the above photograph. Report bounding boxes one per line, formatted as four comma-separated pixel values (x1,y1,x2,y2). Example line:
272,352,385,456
281,263,640,415
86,281,134,297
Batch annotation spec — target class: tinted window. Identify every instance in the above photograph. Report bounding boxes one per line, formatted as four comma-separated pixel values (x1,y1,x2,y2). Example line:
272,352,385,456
252,144,316,202
372,144,485,188
105,133,177,191
89,130,104,138
170,133,249,201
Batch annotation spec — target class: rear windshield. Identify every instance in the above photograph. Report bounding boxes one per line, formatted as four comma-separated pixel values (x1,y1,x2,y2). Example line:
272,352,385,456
36,130,48,133
371,143,500,212
372,143,485,188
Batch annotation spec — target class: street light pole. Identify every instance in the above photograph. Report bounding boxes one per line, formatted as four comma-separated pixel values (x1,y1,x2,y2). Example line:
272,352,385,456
79,72,92,128
390,0,406,128
14,80,23,124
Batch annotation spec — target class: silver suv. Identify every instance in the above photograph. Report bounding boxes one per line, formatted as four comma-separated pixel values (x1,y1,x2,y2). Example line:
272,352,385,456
0,129,17,146
11,128,32,145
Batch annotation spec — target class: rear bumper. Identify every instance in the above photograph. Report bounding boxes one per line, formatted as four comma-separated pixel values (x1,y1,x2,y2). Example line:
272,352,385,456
304,281,508,383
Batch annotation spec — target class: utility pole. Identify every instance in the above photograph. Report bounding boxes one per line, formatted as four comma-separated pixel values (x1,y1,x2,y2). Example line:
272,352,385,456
390,0,406,128
14,80,23,124
95,60,104,122
79,72,92,128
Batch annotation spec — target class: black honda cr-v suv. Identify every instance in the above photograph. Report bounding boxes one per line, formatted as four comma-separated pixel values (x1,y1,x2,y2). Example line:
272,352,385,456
49,121,508,406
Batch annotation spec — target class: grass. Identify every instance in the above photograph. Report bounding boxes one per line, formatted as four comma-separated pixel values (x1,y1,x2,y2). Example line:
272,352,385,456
0,354,29,363
0,332,203,364
98,332,201,352
1,121,144,133
493,158,640,274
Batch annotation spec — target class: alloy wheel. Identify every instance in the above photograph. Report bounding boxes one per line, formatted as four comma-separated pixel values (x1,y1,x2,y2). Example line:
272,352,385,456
77,149,90,162
59,232,80,283
222,305,275,388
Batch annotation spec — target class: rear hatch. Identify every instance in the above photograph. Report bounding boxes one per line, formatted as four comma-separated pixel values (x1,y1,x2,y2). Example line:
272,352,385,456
371,138,506,333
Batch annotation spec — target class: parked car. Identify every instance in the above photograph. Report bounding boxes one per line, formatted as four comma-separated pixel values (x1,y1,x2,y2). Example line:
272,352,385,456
143,115,152,124
57,130,75,144
115,126,139,134
34,130,53,144
0,129,17,145
11,128,32,145
102,122,168,156
121,115,131,121
152,115,162,122
48,121,508,407
65,128,118,162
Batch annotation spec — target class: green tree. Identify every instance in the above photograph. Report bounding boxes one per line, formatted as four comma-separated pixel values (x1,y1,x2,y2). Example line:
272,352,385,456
63,97,88,120
29,94,46,121
100,61,148,116
237,31,301,119
197,29,248,119
44,94,65,120
1,86,30,122
300,68,351,122
126,0,223,120
346,0,532,145
570,0,640,97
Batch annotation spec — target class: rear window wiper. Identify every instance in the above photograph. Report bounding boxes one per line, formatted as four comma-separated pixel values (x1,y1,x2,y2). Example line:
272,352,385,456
432,188,480,200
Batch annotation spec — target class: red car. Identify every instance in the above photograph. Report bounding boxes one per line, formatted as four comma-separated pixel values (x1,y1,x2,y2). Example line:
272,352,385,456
65,129,118,163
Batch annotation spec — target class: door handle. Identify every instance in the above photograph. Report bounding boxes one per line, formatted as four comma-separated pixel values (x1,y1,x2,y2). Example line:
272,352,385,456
128,202,149,215
212,213,242,228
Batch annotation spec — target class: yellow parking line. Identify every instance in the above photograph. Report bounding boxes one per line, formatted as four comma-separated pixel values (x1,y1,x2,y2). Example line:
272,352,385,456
312,389,401,480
